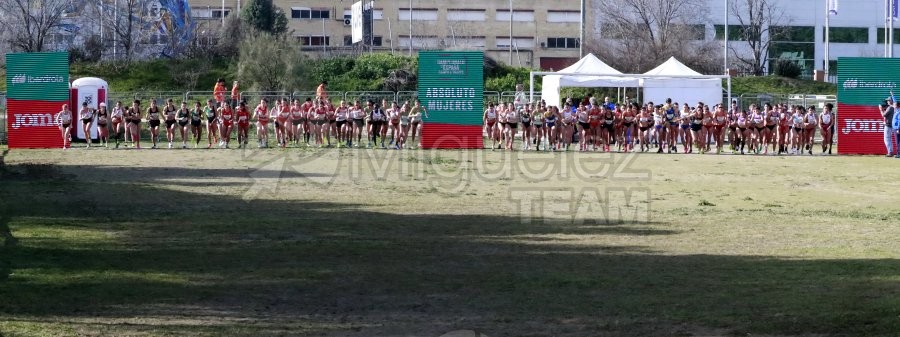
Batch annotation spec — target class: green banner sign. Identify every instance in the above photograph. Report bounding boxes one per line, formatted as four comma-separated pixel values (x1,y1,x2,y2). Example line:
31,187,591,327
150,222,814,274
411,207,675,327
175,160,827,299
418,51,484,126
6,52,70,102
836,57,900,106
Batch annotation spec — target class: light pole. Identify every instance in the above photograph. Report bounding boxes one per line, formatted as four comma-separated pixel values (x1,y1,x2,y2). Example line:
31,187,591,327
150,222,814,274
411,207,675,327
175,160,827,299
409,0,412,56
724,0,728,74
509,0,513,65
579,0,584,57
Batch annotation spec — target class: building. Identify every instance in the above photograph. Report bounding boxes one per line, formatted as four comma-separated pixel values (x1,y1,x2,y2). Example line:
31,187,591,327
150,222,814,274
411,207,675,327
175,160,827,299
189,0,586,70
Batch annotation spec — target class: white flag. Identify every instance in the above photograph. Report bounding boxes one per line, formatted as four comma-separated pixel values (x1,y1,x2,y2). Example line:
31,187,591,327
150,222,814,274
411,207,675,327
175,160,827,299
828,0,838,15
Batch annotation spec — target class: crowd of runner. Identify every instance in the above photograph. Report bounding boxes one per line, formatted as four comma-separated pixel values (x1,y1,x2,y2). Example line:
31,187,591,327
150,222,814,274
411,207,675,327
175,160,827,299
53,80,836,155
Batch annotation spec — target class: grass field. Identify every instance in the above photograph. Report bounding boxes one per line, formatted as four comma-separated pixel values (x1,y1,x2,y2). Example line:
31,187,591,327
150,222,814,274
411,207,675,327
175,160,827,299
1,146,899,337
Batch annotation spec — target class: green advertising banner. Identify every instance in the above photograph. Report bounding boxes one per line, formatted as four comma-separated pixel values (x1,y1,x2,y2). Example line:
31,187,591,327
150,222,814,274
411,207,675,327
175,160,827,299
418,51,484,126
6,52,70,101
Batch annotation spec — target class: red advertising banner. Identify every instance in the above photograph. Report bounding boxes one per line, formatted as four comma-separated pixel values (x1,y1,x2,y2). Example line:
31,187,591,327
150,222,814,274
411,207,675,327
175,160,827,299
6,99,65,149
836,103,890,155
421,123,484,149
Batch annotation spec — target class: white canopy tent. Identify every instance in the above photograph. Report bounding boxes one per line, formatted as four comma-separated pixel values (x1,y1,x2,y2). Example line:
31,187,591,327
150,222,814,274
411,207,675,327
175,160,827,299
539,54,639,107
530,56,731,108
641,57,723,106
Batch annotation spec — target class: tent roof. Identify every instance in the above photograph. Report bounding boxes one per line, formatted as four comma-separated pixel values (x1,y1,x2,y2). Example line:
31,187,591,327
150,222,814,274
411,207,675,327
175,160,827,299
643,57,703,76
557,53,623,75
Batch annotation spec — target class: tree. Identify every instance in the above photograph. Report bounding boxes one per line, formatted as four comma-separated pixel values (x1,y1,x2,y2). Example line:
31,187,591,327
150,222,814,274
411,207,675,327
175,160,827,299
108,0,144,61
237,32,291,91
241,0,287,35
729,0,789,76
589,0,721,74
0,0,70,52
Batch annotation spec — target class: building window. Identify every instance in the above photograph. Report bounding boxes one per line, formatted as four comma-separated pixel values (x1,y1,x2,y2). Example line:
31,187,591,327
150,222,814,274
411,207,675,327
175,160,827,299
496,10,534,22
399,9,438,21
298,36,330,46
714,25,749,41
546,10,579,23
546,37,579,49
675,24,706,40
343,9,383,20
497,36,535,49
876,28,900,44
291,8,330,19
344,35,382,46
769,26,814,42
827,27,868,43
399,35,441,49
211,9,230,18
447,9,486,21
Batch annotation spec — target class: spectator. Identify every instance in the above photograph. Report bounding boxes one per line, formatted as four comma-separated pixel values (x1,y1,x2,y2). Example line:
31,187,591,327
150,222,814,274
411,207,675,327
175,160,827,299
213,78,227,106
230,81,240,108
882,95,895,157
894,101,900,158
316,81,328,100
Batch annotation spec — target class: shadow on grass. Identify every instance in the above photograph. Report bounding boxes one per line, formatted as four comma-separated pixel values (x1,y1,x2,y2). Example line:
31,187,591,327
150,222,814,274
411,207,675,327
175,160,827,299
0,163,898,336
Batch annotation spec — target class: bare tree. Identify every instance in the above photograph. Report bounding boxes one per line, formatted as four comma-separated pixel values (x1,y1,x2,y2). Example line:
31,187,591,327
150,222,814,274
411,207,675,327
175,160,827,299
729,0,789,75
109,0,145,61
0,0,70,52
589,0,721,73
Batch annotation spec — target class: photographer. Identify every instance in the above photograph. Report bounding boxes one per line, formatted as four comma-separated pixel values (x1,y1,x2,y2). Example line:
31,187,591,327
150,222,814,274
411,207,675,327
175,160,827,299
882,94,895,157
894,101,900,158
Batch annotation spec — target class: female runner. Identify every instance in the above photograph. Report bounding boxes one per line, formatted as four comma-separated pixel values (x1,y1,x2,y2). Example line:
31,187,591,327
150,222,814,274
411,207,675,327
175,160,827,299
532,102,545,151
57,104,73,149
546,106,561,152
637,104,653,152
622,104,637,153
236,101,251,148
256,99,271,148
679,104,692,153
758,103,774,155
176,101,190,148
336,100,350,147
190,101,203,148
79,102,94,147
803,106,817,155
146,100,162,149
204,99,219,148
127,100,142,149
689,104,704,154
819,103,835,154
219,102,235,148
505,102,519,150
96,102,110,147
163,99,177,149
324,100,337,147
350,101,364,147
276,99,291,147
790,105,804,154
111,101,126,148
777,104,790,154
521,104,533,151
408,100,427,148
713,104,727,154
559,103,575,151
749,104,764,154
289,99,304,146
577,102,591,152
587,100,602,151
370,102,387,148
663,100,678,153
736,109,750,154
497,102,509,149
484,102,500,149
388,101,402,149
653,105,666,153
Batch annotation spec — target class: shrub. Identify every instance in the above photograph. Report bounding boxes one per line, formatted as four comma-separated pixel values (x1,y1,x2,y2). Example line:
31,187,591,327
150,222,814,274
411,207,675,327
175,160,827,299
773,58,802,79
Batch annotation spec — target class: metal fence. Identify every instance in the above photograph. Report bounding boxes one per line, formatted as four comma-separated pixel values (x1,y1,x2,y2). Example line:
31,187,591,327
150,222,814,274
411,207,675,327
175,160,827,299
737,93,836,111
134,91,185,106
344,91,397,106
239,91,291,107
